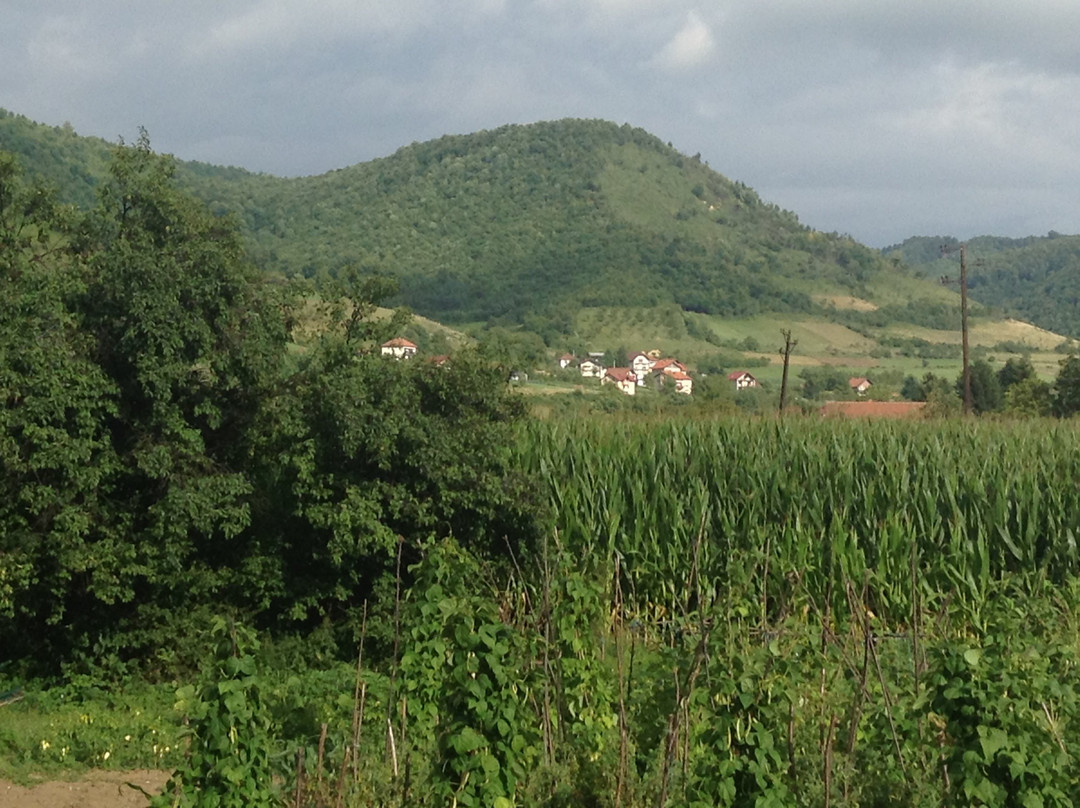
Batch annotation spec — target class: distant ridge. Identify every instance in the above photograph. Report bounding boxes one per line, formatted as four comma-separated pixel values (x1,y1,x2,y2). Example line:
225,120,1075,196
886,234,1080,337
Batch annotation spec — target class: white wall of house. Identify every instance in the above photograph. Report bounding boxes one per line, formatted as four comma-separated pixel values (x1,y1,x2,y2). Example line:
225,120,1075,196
579,359,604,378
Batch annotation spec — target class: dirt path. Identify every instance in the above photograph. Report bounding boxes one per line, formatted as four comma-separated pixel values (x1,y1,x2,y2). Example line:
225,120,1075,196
0,770,169,808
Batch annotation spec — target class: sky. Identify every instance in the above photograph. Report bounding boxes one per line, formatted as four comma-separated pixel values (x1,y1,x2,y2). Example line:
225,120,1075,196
5,1,1080,247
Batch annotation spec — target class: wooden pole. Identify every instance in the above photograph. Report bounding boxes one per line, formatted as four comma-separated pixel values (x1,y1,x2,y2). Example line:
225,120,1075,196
959,245,972,416
779,329,797,413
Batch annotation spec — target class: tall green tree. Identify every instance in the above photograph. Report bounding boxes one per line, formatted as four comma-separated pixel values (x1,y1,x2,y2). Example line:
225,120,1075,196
1053,354,1080,418
253,321,536,640
1004,377,1053,417
0,154,118,656
70,132,292,657
997,355,1035,393
1,136,294,668
2,136,541,672
958,359,1003,414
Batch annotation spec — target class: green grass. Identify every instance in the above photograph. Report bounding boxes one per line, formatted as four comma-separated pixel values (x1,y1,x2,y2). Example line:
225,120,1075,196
0,683,183,782
861,270,958,306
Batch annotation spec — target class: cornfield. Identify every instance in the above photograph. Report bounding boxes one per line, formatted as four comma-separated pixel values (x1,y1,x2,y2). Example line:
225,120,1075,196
517,416,1080,627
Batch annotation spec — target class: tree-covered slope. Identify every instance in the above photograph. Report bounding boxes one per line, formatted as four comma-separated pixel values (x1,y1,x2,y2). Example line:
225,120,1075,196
0,110,936,325
236,120,901,323
885,233,1080,337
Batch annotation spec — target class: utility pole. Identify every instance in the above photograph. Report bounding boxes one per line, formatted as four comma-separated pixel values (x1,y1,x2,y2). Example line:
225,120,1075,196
779,329,797,414
940,244,973,416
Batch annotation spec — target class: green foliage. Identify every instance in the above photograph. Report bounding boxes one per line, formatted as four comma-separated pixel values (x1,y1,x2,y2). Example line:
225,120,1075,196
688,640,794,807
13,412,1080,806
1053,354,1080,417
255,345,535,641
0,136,538,674
959,359,1004,414
0,154,118,633
922,589,1080,807
0,110,112,209
900,374,925,401
0,133,295,668
1005,377,1053,417
402,541,538,807
0,681,182,779
837,298,965,332
154,618,279,808
997,355,1035,393
518,417,1080,625
799,366,853,399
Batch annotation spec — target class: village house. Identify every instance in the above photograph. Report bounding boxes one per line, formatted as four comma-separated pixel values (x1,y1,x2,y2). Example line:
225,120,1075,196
558,353,575,369
652,358,688,376
668,370,693,395
602,367,637,395
651,366,694,395
578,357,605,378
381,337,418,359
849,377,872,395
727,371,758,391
628,352,655,382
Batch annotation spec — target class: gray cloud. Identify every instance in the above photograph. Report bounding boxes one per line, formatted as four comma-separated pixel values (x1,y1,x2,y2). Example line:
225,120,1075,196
3,1,1080,245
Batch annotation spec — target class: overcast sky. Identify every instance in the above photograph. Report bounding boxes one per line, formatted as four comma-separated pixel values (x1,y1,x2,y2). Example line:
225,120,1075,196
5,1,1080,247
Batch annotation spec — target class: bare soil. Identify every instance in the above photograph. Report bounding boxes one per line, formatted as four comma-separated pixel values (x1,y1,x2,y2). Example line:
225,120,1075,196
0,770,169,808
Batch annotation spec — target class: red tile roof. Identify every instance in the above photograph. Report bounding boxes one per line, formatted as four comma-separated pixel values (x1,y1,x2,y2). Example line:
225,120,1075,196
604,367,636,382
382,337,418,348
820,401,925,419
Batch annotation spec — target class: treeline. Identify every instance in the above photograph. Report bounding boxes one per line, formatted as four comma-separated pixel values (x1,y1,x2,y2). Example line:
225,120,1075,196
886,233,1080,337
900,354,1080,416
0,139,536,676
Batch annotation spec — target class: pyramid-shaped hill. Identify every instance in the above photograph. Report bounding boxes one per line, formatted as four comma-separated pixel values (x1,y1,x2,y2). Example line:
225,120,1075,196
0,110,942,326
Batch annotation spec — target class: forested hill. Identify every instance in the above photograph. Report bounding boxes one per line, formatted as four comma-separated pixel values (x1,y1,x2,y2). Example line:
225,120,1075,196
885,234,1080,338
2,109,915,324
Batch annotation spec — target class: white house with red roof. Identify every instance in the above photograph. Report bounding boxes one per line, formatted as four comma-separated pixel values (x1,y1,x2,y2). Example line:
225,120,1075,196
652,358,688,375
601,367,638,395
558,353,576,369
849,377,872,395
727,371,758,390
668,370,693,395
381,337,418,359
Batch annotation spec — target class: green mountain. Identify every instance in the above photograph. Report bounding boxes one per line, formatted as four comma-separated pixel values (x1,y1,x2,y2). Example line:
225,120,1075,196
1,110,922,323
884,233,1080,338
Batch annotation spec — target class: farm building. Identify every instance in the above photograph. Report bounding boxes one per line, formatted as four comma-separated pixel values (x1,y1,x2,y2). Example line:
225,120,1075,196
727,371,758,390
381,337,418,359
820,401,925,419
849,377,873,395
